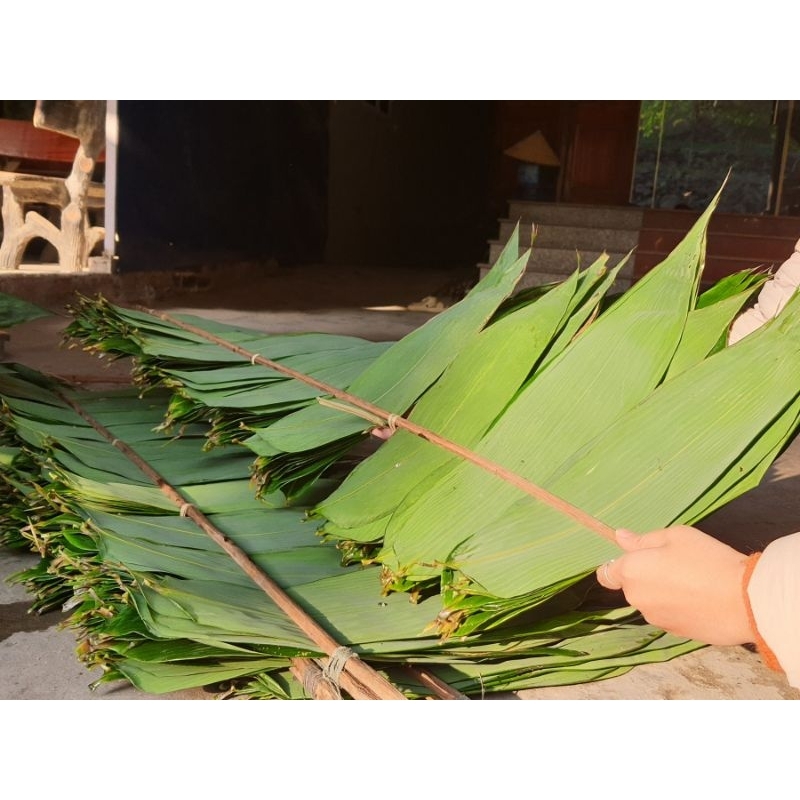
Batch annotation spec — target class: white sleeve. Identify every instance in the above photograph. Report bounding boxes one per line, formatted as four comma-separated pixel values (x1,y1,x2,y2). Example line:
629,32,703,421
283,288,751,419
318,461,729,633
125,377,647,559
728,238,800,345
747,531,800,688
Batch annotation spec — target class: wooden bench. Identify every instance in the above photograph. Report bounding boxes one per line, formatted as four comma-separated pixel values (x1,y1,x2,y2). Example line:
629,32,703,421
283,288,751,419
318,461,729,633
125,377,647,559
0,101,106,271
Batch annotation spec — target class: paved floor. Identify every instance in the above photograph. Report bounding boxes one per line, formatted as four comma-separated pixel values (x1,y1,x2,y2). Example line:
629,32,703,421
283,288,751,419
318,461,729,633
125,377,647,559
2,269,799,700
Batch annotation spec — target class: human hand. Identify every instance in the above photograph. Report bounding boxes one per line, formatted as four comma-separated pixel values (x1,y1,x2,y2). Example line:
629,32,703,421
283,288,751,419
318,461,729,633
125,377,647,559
596,525,756,646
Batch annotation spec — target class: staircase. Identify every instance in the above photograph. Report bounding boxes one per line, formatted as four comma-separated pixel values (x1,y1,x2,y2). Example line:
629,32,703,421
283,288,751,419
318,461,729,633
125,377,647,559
479,201,643,291
480,201,800,292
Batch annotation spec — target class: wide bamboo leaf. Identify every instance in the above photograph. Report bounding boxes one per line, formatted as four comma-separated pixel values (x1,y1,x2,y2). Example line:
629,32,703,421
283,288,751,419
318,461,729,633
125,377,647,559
86,508,320,552
663,279,763,380
114,656,296,696
101,531,351,587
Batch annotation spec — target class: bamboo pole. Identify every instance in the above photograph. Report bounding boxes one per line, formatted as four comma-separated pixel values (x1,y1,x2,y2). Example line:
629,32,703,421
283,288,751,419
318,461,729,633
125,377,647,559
401,665,470,700
143,308,616,543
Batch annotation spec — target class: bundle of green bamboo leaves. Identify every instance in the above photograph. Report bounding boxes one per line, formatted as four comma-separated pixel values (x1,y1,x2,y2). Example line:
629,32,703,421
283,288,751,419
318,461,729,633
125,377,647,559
0,362,700,698
4,192,799,698
64,299,394,452
313,201,798,631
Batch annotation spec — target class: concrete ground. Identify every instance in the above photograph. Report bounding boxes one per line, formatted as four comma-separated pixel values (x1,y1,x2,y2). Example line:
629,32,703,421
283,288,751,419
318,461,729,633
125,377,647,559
1,264,799,700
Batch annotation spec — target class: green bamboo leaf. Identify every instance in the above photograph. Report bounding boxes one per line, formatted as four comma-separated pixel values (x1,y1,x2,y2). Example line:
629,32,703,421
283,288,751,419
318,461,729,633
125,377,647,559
115,656,291,695
695,267,767,309
664,280,763,380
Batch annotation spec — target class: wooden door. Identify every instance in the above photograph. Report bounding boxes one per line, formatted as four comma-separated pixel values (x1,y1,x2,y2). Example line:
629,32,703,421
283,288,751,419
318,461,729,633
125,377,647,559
561,101,641,205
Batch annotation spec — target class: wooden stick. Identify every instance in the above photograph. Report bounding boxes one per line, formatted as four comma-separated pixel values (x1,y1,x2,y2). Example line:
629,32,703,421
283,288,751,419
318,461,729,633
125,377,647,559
144,308,616,542
401,665,470,700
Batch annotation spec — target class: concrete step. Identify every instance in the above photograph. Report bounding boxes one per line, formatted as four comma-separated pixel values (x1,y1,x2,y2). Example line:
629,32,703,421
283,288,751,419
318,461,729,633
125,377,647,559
486,201,641,293
506,201,644,230
487,241,635,275
497,219,640,252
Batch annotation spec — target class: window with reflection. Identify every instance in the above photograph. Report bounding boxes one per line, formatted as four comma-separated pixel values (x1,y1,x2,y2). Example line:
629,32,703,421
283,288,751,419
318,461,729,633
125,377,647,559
632,100,799,216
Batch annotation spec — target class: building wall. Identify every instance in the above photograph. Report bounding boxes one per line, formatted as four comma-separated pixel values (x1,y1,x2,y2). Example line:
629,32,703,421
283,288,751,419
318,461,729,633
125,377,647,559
488,100,567,220
488,100,642,210
115,100,329,271
324,100,495,269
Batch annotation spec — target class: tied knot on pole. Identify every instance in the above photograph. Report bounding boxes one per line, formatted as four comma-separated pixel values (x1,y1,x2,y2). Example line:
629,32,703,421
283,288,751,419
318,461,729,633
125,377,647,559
318,646,355,699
